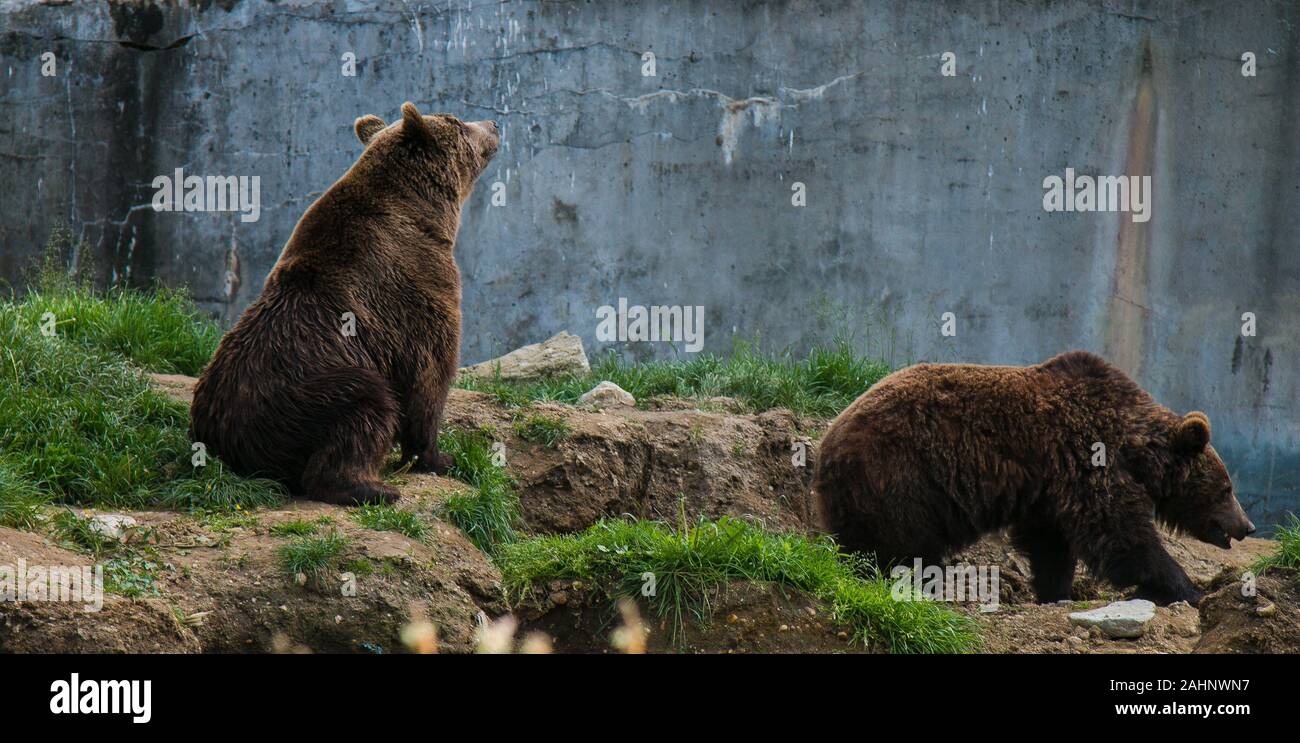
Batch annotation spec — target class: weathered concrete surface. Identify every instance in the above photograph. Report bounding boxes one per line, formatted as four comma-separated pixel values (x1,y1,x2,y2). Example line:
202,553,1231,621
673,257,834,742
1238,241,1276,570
0,1,1296,528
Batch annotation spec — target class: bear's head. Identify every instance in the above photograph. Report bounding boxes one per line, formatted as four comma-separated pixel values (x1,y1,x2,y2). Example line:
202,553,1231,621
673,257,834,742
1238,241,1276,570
1155,411,1255,549
353,102,498,203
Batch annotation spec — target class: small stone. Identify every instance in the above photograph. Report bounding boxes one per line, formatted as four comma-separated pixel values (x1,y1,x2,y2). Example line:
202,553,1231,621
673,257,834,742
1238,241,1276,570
294,572,307,586
549,591,569,606
778,624,790,632
87,514,138,541
726,613,739,624
804,607,816,618
1069,599,1156,639
577,380,636,408
1255,602,1277,617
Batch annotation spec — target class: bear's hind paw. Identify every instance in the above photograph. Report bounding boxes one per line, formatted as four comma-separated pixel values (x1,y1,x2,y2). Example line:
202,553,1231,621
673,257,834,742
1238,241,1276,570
314,482,401,507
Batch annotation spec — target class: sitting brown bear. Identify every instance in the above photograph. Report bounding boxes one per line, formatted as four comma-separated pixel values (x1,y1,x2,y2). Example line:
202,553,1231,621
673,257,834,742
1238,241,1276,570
812,350,1255,605
190,102,498,504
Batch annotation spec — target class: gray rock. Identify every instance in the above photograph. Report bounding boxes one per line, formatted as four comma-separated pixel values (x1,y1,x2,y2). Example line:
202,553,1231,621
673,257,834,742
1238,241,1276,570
1068,599,1156,639
577,380,636,408
86,514,138,541
460,332,589,381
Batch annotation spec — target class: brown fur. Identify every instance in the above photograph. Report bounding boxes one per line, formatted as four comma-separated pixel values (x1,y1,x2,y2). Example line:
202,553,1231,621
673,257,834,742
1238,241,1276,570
190,103,499,505
812,350,1255,605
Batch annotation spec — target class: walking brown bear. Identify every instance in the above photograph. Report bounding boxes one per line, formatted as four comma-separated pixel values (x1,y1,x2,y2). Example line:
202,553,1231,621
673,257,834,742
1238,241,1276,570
812,350,1255,606
190,102,499,505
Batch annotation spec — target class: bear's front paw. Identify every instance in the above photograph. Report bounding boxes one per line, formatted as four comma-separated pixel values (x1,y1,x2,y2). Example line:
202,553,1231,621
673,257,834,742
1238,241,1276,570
1136,585,1204,607
412,451,455,475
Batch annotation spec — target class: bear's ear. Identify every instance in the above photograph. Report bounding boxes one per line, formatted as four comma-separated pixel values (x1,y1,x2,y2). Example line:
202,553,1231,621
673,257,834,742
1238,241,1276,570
354,115,386,145
400,101,433,140
1173,411,1211,455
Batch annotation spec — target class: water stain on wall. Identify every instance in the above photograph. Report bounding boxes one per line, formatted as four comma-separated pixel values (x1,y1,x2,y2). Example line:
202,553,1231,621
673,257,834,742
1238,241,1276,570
1103,39,1157,380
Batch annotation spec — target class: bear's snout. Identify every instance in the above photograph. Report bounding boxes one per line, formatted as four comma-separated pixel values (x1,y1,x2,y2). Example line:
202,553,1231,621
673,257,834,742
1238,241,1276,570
1209,501,1255,547
1230,516,1256,541
1226,499,1255,541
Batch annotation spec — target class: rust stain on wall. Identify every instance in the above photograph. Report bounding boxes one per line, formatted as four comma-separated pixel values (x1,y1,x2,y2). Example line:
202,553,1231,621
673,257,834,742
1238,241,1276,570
1103,40,1157,379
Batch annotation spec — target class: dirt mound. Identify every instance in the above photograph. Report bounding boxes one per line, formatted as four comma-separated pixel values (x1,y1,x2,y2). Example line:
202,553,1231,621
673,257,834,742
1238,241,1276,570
444,390,818,534
0,497,503,653
0,528,199,653
1195,572,1300,654
512,580,868,654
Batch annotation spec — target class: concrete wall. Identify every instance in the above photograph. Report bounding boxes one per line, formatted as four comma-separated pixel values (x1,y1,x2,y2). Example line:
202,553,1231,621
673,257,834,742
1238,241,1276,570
1,0,1297,529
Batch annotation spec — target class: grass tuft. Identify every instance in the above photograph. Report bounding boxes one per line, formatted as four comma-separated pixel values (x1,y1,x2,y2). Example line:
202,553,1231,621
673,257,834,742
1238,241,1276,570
1251,514,1300,576
279,532,350,583
158,461,287,511
352,503,428,541
438,427,521,555
495,516,979,654
512,412,571,448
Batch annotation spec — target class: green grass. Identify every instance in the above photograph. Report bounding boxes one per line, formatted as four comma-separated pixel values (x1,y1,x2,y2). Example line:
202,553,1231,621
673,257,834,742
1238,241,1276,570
458,339,892,418
352,503,429,541
1251,515,1300,576
0,282,286,513
495,516,979,654
0,462,52,529
438,427,521,555
17,284,221,376
512,412,571,448
279,532,350,583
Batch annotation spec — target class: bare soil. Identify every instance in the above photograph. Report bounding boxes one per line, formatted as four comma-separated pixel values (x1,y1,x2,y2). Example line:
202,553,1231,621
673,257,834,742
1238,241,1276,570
1,494,503,654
